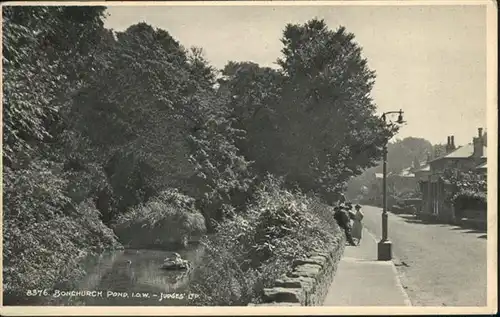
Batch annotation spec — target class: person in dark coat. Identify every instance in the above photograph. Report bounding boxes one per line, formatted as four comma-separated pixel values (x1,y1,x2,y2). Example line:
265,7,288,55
334,203,357,246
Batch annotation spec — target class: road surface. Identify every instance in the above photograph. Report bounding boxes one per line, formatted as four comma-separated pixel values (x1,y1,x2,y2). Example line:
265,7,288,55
360,205,487,306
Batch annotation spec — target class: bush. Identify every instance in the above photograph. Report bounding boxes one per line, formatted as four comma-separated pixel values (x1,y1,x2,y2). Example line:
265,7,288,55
113,188,206,249
3,178,120,304
187,175,342,305
453,189,487,220
187,237,261,306
444,168,486,205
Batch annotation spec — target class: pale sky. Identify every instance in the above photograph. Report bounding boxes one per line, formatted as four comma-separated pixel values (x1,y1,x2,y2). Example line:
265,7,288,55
104,4,488,146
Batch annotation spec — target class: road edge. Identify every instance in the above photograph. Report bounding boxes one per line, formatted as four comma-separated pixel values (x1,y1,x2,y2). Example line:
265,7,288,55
363,228,413,307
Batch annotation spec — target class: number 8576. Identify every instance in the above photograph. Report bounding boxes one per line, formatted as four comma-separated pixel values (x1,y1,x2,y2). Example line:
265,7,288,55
26,289,49,296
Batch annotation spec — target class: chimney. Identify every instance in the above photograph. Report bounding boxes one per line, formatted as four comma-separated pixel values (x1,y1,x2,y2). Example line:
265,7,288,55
446,136,452,153
450,136,455,150
473,127,484,158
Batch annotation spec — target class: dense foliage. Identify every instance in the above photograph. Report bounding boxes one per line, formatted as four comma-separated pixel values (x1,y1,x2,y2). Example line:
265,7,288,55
2,6,121,301
442,168,487,219
113,188,206,249
3,7,392,305
188,176,343,305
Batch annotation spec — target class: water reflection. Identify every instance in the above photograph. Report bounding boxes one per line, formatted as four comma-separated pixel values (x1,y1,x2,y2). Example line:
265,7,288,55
51,246,204,306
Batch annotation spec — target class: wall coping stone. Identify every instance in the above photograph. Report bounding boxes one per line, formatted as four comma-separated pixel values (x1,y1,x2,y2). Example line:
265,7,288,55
292,255,328,268
249,227,346,306
275,276,315,290
263,287,305,303
288,263,322,279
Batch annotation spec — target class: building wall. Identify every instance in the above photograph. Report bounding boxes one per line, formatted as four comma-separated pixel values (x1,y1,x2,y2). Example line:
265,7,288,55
419,181,430,212
422,157,485,223
420,129,486,223
419,178,454,222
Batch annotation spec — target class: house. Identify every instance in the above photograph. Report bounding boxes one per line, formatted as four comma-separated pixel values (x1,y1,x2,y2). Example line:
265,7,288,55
416,128,487,223
414,156,432,212
366,172,387,207
368,159,422,207
391,167,416,191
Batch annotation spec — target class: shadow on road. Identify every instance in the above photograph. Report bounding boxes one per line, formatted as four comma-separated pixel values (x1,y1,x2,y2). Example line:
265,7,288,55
396,214,442,226
397,214,420,221
478,234,487,239
392,213,487,235
449,227,486,234
394,214,443,225
395,214,422,224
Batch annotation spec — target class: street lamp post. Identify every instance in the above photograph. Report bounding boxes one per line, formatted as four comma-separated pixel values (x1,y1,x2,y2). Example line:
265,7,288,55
378,109,405,261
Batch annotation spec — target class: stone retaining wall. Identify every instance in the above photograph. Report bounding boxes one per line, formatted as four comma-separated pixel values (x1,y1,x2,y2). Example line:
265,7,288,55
249,231,346,306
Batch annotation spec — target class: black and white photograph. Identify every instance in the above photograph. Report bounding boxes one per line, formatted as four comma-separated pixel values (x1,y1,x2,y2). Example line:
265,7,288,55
1,1,497,315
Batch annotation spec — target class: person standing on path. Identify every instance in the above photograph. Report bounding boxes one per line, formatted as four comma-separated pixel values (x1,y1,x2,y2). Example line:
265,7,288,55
334,200,357,246
351,204,364,245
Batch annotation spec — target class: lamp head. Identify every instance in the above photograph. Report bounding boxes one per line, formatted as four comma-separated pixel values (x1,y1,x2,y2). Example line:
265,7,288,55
396,109,405,124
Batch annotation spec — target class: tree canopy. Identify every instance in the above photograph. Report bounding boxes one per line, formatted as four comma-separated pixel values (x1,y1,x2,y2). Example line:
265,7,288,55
223,19,395,202
3,9,395,302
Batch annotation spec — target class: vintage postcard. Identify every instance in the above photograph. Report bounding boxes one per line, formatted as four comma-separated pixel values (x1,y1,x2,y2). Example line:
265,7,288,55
1,0,497,316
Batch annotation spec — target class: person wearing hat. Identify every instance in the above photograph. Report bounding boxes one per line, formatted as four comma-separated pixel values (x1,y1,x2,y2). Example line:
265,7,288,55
351,204,364,245
334,202,357,246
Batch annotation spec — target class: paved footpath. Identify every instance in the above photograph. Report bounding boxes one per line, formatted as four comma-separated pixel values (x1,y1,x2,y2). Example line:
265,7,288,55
323,227,412,306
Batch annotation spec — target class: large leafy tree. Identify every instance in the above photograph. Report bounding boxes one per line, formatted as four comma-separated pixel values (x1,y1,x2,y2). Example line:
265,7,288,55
219,61,284,175
432,143,447,159
70,22,252,229
276,20,395,195
385,137,433,173
2,6,107,166
223,19,395,201
71,23,196,194
186,55,255,229
2,6,120,302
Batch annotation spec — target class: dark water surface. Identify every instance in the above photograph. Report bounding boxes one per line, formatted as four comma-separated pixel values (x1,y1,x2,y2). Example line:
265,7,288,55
47,245,205,306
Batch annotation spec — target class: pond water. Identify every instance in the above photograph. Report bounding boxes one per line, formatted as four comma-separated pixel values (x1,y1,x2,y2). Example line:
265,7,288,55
46,245,205,306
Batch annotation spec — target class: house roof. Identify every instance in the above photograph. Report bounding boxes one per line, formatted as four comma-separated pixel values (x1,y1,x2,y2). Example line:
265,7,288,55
375,164,422,179
375,172,395,179
415,164,430,173
476,161,487,170
429,143,487,162
398,167,415,178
